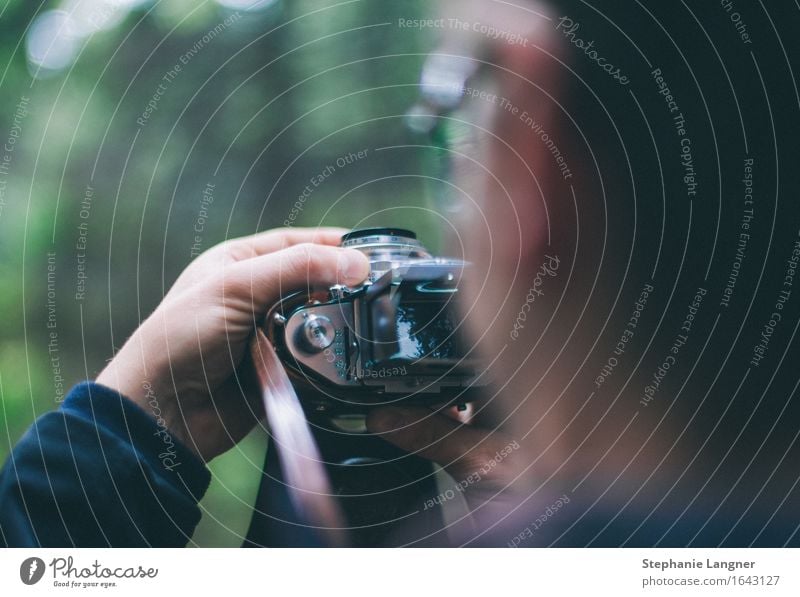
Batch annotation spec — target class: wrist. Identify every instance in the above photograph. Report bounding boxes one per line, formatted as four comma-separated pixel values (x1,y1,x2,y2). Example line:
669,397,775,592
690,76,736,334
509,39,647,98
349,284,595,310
96,345,198,459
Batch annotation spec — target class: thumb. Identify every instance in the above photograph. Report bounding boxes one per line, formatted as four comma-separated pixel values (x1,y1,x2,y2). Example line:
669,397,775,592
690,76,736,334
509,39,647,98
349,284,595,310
222,242,369,314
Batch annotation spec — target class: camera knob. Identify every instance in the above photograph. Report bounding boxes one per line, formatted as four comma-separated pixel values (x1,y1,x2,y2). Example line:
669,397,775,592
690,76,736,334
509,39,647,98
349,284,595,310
328,284,348,301
300,313,336,352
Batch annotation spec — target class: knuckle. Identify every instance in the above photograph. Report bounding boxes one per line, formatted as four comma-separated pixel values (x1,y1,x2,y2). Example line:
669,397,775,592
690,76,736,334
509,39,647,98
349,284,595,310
217,269,252,301
283,243,329,279
218,238,255,261
212,238,236,254
271,227,305,249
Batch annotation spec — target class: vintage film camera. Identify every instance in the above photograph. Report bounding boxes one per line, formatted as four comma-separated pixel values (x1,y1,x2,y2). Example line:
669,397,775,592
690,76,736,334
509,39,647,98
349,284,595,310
264,227,484,413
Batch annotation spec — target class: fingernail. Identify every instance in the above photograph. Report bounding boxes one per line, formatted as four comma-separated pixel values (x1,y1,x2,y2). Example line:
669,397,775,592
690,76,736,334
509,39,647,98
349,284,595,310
337,249,369,284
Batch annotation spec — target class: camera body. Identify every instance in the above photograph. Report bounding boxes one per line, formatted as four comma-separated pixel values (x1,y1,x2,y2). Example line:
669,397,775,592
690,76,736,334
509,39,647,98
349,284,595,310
265,228,484,413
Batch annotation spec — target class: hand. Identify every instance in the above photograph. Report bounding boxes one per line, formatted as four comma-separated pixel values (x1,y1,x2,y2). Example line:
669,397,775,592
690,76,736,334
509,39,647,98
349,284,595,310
97,227,370,461
366,405,522,510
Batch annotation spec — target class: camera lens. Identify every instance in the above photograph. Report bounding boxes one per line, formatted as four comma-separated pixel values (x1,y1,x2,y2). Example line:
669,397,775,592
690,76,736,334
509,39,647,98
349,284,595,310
340,228,431,283
341,227,416,242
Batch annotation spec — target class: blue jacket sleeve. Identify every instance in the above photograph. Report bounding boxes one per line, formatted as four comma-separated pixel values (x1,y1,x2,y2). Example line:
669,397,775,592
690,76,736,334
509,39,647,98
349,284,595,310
0,382,211,547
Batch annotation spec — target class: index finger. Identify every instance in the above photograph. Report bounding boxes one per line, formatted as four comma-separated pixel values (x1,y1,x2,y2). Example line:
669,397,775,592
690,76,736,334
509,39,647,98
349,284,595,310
226,226,349,257
366,406,491,468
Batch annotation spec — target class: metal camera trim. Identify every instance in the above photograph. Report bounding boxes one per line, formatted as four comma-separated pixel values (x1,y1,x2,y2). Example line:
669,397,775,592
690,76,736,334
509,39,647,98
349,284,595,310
264,228,484,413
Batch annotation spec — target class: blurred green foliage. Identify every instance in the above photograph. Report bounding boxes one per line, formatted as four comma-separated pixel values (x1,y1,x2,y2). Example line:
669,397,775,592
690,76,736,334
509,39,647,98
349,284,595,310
0,0,438,546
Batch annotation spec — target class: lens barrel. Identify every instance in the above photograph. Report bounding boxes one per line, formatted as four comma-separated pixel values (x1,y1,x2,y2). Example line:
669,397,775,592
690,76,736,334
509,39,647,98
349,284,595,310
341,227,417,242
340,228,431,283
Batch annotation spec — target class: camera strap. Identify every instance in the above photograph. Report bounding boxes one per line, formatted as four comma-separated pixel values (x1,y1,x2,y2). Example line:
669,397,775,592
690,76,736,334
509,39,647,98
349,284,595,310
251,329,348,547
